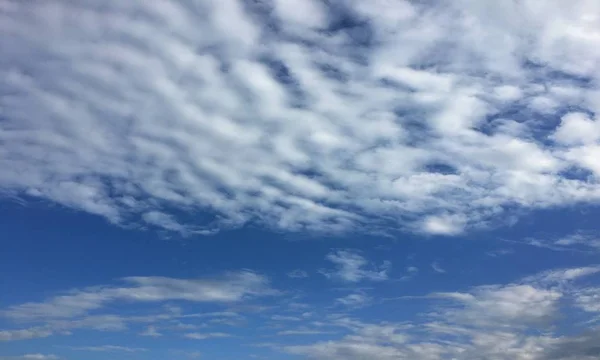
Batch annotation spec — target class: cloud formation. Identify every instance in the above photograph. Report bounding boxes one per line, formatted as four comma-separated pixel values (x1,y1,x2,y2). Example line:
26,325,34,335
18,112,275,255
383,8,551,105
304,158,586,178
5,271,274,321
2,0,600,235
283,265,600,360
320,250,390,282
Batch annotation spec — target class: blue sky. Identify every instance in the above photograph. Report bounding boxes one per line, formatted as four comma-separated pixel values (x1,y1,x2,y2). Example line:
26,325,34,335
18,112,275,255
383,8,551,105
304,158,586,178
1,0,600,359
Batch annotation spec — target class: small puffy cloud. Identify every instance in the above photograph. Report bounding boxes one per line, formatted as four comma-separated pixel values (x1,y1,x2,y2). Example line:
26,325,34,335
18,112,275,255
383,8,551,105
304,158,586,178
320,250,390,283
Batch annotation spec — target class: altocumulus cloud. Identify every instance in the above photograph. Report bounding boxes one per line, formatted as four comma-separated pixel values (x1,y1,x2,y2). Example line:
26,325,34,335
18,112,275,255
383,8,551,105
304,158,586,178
2,0,600,235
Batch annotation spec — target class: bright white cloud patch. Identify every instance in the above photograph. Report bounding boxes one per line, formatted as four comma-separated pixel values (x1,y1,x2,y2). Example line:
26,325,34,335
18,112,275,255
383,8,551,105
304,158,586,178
2,0,600,235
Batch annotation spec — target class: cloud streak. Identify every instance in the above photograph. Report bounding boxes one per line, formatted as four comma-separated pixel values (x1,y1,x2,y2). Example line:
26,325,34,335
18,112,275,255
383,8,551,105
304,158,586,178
4,271,275,321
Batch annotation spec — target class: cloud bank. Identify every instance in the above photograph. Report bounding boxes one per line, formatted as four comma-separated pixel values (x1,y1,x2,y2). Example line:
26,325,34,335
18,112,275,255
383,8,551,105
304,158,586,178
2,0,600,235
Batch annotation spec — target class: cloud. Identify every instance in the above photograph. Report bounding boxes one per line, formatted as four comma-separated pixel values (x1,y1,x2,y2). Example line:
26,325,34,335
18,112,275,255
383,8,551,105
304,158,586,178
277,329,336,336
68,345,146,353
335,293,372,309
4,271,276,321
431,262,446,274
184,332,231,340
282,265,600,360
139,325,162,337
524,266,600,286
2,0,600,236
320,250,390,283
430,285,562,327
0,328,53,341
271,315,302,322
0,356,58,360
573,287,600,313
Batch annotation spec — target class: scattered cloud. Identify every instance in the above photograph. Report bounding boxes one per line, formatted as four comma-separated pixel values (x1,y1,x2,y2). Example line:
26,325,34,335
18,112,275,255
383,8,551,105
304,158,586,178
282,265,600,360
320,250,390,283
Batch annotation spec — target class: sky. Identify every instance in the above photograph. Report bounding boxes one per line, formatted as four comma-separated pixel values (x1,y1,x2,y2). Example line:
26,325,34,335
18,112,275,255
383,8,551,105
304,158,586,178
1,0,600,359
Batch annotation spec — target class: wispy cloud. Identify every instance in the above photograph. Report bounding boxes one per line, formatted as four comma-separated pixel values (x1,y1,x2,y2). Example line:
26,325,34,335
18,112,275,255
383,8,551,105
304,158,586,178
431,262,446,274
0,355,58,360
283,265,600,360
184,332,232,340
0,328,53,342
320,250,390,283
335,293,372,309
68,345,146,353
139,325,162,337
4,271,275,321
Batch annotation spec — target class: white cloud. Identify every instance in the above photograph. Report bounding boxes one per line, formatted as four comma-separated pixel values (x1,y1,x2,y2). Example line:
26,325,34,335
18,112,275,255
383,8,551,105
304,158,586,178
277,329,335,336
320,250,390,283
551,112,600,145
431,262,446,274
271,315,302,322
0,355,59,360
1,0,600,236
335,293,372,309
273,0,328,29
0,328,53,341
184,332,231,340
4,271,275,321
139,325,162,337
282,265,600,360
431,285,562,327
69,345,146,353
524,265,600,286
573,287,600,313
